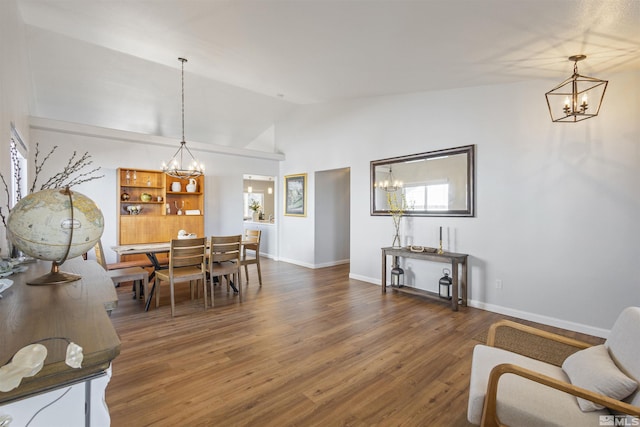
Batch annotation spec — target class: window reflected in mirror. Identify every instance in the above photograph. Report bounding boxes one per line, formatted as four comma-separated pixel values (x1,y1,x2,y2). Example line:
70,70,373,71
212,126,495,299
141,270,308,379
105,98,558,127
243,175,276,222
371,145,475,217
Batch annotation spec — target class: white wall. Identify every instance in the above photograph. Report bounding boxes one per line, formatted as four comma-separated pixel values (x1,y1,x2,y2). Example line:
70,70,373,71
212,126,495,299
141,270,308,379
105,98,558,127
276,71,640,335
28,120,280,264
0,0,31,254
314,167,350,267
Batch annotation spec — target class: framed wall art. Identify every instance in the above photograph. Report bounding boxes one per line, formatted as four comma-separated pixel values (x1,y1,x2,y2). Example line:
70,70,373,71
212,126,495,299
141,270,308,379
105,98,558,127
284,173,307,217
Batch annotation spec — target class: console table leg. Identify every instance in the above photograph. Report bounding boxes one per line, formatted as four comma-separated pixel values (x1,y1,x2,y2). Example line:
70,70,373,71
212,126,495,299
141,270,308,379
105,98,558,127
452,261,459,311
381,251,387,293
461,259,468,306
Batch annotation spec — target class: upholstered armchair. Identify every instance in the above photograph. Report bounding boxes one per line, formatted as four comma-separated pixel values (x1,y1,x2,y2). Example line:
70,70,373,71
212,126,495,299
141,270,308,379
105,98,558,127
468,307,640,427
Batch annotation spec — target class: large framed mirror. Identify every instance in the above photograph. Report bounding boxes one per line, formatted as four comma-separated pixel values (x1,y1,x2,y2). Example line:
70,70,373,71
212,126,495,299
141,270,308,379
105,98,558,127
370,145,475,217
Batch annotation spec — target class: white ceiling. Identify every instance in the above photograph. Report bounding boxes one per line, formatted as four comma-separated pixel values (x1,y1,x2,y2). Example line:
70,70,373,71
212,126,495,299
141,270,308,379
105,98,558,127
17,0,640,150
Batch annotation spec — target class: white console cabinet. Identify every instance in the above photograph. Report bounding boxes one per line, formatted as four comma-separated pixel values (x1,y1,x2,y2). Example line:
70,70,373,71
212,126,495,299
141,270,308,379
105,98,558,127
0,366,111,427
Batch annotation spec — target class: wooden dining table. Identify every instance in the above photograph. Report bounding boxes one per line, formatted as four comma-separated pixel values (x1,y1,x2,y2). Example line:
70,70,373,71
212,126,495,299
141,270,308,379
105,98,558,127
112,239,251,311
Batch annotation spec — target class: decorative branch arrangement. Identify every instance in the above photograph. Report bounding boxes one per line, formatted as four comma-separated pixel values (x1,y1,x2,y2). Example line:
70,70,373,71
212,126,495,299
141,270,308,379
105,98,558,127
0,174,8,229
0,140,104,229
387,191,409,248
29,143,103,193
10,142,22,201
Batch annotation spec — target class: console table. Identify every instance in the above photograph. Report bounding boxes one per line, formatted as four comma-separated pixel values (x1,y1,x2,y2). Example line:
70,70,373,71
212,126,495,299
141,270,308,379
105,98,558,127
381,247,468,311
0,257,120,426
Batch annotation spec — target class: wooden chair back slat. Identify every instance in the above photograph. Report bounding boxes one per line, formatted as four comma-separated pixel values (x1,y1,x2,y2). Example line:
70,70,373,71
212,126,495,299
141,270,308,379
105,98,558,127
156,237,207,317
208,235,242,306
170,238,207,269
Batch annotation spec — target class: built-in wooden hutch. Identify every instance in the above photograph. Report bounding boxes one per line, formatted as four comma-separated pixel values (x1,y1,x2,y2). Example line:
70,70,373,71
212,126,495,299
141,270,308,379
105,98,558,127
117,168,204,259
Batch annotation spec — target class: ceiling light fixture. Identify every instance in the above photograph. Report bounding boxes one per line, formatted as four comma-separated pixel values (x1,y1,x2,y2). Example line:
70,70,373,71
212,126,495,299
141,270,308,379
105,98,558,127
545,55,608,123
162,57,204,178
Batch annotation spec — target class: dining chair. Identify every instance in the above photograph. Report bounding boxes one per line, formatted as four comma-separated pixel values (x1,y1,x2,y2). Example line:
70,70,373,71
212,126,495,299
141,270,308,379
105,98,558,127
240,229,262,286
208,235,242,306
155,237,207,317
94,239,149,301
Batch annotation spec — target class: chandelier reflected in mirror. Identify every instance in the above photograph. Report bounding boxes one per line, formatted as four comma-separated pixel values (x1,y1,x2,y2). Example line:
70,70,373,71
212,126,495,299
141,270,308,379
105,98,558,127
375,165,402,192
162,57,204,178
545,55,608,123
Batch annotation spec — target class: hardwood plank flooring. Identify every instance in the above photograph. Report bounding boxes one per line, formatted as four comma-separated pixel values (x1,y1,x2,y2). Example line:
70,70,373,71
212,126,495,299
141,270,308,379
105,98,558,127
106,259,603,427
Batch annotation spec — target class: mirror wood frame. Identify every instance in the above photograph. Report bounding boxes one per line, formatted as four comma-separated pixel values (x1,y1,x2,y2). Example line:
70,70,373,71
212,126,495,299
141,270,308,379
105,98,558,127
370,145,475,217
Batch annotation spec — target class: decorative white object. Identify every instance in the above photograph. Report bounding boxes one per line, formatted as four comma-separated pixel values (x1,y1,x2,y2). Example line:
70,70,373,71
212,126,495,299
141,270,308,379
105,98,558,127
65,343,84,369
186,178,197,193
0,344,47,392
177,229,197,239
171,182,181,192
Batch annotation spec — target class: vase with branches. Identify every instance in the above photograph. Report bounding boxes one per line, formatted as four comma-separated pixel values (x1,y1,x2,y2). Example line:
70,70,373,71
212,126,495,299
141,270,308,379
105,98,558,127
387,191,408,248
1,140,104,256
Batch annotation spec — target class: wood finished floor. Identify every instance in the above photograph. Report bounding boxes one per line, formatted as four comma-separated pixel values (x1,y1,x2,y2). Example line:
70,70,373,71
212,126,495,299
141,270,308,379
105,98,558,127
106,259,602,427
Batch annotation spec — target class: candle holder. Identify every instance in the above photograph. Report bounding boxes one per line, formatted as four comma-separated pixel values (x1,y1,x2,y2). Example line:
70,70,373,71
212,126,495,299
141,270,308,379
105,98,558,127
437,240,444,254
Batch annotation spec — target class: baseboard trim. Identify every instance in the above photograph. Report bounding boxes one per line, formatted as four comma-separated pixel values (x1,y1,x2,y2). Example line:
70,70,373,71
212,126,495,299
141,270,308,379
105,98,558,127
314,259,350,269
467,300,610,338
279,258,350,269
278,257,315,269
349,273,378,284
346,274,610,338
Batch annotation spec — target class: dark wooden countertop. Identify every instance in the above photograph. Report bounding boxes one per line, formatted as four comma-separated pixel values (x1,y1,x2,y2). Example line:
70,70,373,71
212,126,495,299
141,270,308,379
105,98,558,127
0,257,120,404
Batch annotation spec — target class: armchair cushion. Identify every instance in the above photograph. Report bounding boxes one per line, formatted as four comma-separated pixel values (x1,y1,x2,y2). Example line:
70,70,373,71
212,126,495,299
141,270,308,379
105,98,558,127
468,344,609,426
562,344,638,411
605,306,640,408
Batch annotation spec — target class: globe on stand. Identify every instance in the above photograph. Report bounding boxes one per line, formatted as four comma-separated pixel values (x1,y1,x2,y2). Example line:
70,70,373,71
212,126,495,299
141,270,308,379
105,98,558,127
6,187,104,285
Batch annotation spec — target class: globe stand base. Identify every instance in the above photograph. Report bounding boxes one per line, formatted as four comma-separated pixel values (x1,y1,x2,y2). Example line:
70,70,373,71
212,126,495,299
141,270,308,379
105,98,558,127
27,261,81,286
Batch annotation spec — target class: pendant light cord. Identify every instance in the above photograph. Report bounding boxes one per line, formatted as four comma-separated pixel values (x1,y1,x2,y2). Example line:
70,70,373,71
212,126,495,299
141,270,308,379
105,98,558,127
179,57,187,143
162,57,203,177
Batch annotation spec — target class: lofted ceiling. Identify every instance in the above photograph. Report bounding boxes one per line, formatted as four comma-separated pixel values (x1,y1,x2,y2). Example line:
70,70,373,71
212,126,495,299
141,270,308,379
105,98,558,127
17,0,640,151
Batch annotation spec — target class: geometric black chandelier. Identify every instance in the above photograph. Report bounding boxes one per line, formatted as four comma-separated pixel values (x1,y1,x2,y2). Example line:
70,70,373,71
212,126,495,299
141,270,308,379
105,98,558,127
545,55,608,123
162,57,205,178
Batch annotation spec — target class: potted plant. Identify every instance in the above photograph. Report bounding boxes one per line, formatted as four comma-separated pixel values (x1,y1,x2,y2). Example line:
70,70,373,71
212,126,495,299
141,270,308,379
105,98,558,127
249,199,261,222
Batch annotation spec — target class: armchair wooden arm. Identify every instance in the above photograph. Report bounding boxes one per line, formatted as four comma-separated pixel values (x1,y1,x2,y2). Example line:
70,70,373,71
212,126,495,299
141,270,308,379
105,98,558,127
481,363,640,427
487,320,593,367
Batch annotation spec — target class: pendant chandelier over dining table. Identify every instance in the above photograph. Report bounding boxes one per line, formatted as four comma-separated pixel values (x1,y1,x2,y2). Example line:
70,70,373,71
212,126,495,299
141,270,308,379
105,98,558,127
162,57,204,179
